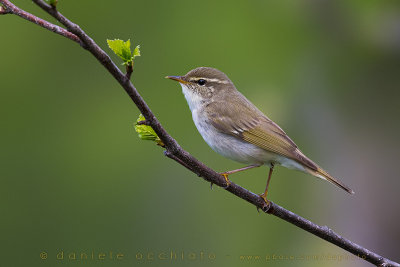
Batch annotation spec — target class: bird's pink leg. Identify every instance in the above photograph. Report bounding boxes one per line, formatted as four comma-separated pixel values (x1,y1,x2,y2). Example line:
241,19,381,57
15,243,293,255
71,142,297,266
259,163,275,204
219,164,262,188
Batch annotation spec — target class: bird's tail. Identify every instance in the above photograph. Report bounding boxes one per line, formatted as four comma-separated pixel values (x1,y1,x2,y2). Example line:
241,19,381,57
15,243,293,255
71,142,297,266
293,149,354,194
306,167,355,195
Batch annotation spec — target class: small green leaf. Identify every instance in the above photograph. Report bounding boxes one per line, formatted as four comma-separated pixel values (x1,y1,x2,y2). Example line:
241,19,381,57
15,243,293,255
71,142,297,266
133,45,141,58
134,114,164,146
107,39,133,64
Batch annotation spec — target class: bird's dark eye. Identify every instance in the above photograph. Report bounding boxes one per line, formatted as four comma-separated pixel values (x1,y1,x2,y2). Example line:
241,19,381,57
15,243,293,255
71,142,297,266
197,79,206,86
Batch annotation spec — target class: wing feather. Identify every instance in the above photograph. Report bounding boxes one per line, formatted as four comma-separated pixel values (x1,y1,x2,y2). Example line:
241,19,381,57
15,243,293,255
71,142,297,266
205,97,317,171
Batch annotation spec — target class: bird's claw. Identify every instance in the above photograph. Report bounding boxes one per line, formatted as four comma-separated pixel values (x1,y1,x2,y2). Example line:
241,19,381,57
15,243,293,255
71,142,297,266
259,192,270,205
219,173,231,189
256,194,271,213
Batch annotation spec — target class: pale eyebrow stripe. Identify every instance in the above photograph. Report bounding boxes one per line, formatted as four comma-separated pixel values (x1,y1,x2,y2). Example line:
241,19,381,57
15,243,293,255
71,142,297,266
189,77,230,84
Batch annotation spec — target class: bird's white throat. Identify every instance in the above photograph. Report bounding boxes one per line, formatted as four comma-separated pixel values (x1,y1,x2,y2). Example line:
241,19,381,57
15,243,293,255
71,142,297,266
179,83,204,113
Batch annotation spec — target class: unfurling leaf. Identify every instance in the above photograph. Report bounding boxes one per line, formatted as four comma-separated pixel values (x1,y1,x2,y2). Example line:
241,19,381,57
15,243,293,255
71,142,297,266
107,39,133,64
133,45,141,58
134,114,164,147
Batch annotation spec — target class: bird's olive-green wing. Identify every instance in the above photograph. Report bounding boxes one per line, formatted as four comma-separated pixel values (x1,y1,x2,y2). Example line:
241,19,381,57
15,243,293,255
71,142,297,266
205,99,317,170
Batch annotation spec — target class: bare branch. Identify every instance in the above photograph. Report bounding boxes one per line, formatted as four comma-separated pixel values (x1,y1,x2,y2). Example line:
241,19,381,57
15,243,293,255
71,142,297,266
1,1,399,266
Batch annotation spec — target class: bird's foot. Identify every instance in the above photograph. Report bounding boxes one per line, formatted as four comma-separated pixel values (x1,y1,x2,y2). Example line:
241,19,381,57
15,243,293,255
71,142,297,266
256,193,271,213
259,192,269,204
219,173,232,188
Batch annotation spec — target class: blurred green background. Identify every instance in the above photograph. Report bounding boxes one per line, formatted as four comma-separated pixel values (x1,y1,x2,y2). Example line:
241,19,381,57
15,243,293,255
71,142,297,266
1,0,399,266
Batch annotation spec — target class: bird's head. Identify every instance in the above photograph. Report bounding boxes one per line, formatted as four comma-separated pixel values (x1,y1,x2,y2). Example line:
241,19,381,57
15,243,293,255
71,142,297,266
166,67,235,104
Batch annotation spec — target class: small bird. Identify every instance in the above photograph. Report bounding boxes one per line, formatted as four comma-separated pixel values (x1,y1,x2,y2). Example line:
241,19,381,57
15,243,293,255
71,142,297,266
166,67,354,203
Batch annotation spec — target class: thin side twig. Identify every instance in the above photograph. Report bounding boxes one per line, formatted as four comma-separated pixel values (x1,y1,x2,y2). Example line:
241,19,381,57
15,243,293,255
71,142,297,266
125,64,133,80
136,120,150,126
0,5,10,14
1,1,399,266
0,0,81,44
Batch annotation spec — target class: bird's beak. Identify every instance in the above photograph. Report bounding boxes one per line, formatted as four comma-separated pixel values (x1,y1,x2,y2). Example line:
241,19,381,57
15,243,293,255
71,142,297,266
165,75,189,84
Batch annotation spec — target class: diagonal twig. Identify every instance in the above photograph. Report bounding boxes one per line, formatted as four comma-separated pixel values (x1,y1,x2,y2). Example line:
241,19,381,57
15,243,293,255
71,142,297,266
0,0,81,44
1,1,398,266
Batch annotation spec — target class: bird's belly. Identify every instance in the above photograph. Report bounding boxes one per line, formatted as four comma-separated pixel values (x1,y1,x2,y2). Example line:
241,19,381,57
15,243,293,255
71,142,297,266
193,112,277,164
